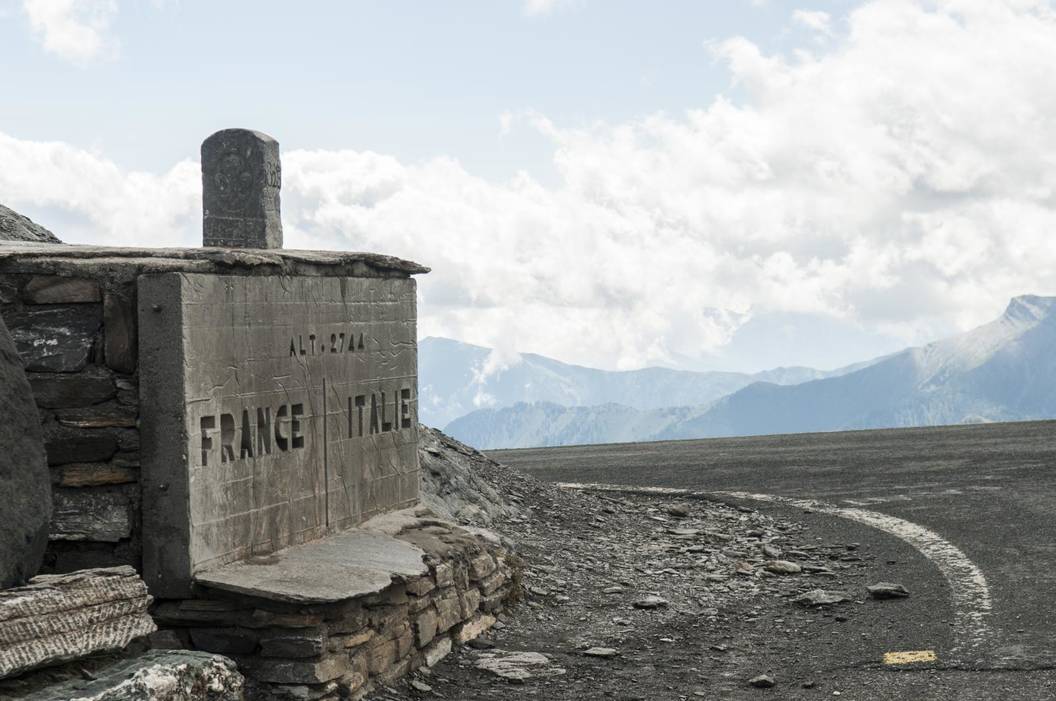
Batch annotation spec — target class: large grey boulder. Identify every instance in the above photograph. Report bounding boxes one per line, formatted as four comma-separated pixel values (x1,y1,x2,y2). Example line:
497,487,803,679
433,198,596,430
16,651,245,700
0,313,51,588
0,204,61,243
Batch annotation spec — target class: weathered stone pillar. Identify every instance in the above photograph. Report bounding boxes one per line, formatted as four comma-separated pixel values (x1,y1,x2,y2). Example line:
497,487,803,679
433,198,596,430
201,128,283,249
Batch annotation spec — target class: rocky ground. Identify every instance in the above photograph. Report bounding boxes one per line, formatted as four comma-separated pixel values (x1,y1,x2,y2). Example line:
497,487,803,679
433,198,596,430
372,430,925,700
0,428,935,700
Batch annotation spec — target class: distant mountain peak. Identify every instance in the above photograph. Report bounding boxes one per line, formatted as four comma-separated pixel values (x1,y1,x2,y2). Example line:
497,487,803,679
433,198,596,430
1003,295,1056,324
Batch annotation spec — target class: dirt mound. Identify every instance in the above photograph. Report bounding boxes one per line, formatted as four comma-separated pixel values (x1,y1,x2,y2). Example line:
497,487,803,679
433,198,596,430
417,425,533,526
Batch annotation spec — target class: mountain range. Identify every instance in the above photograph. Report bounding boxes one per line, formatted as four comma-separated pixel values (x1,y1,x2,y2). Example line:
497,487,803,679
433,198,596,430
418,336,872,428
432,295,1056,449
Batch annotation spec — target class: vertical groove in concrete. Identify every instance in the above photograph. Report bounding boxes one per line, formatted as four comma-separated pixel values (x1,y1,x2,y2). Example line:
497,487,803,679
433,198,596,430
323,377,329,530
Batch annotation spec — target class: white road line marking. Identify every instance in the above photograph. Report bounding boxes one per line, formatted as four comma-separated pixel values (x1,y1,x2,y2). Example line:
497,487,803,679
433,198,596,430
558,482,994,659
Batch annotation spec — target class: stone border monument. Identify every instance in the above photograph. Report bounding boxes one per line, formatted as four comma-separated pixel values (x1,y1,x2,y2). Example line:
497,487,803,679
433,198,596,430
0,129,519,699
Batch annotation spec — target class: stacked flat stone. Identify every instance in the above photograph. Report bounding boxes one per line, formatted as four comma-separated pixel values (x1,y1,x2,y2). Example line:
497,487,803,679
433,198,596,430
153,519,518,700
0,566,155,679
0,272,140,572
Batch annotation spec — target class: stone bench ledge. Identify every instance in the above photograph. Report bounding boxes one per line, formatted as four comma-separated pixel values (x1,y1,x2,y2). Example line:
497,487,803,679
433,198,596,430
193,509,432,605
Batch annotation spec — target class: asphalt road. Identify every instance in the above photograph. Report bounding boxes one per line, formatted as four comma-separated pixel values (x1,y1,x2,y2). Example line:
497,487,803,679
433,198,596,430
490,419,1056,698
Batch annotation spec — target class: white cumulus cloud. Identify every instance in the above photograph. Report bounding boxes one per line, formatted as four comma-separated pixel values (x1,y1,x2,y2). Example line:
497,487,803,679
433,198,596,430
4,0,1056,372
22,0,118,63
793,9,833,34
521,0,574,17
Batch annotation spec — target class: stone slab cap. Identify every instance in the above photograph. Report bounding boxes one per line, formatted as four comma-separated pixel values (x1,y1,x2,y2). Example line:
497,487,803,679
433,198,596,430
202,128,282,249
195,520,429,604
0,243,429,281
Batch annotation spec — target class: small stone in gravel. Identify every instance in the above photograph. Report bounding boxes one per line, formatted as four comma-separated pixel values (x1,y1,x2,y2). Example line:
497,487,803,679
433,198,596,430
475,650,565,683
666,504,690,517
802,680,816,689
603,586,624,594
867,582,910,599
749,674,776,688
802,564,835,574
794,589,852,607
583,647,618,658
468,638,496,650
764,560,802,575
633,595,668,610
410,679,433,692
761,544,782,558
735,561,755,576
704,529,732,542
612,617,632,626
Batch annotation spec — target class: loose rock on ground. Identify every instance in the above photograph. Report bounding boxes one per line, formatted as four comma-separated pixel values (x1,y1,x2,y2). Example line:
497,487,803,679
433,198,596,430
868,582,911,599
371,428,919,700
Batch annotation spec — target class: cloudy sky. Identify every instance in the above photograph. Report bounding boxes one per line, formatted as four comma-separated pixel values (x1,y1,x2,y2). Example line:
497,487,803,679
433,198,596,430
2,0,1055,373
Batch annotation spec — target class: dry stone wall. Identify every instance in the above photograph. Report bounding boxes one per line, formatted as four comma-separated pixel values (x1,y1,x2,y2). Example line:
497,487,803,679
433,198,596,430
0,273,142,574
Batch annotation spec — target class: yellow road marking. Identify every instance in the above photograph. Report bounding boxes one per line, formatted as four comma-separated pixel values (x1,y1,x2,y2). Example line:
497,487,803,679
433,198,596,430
883,650,937,665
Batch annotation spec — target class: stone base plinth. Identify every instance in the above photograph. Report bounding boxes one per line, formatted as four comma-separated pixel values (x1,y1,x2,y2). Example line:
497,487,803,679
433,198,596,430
153,509,521,700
